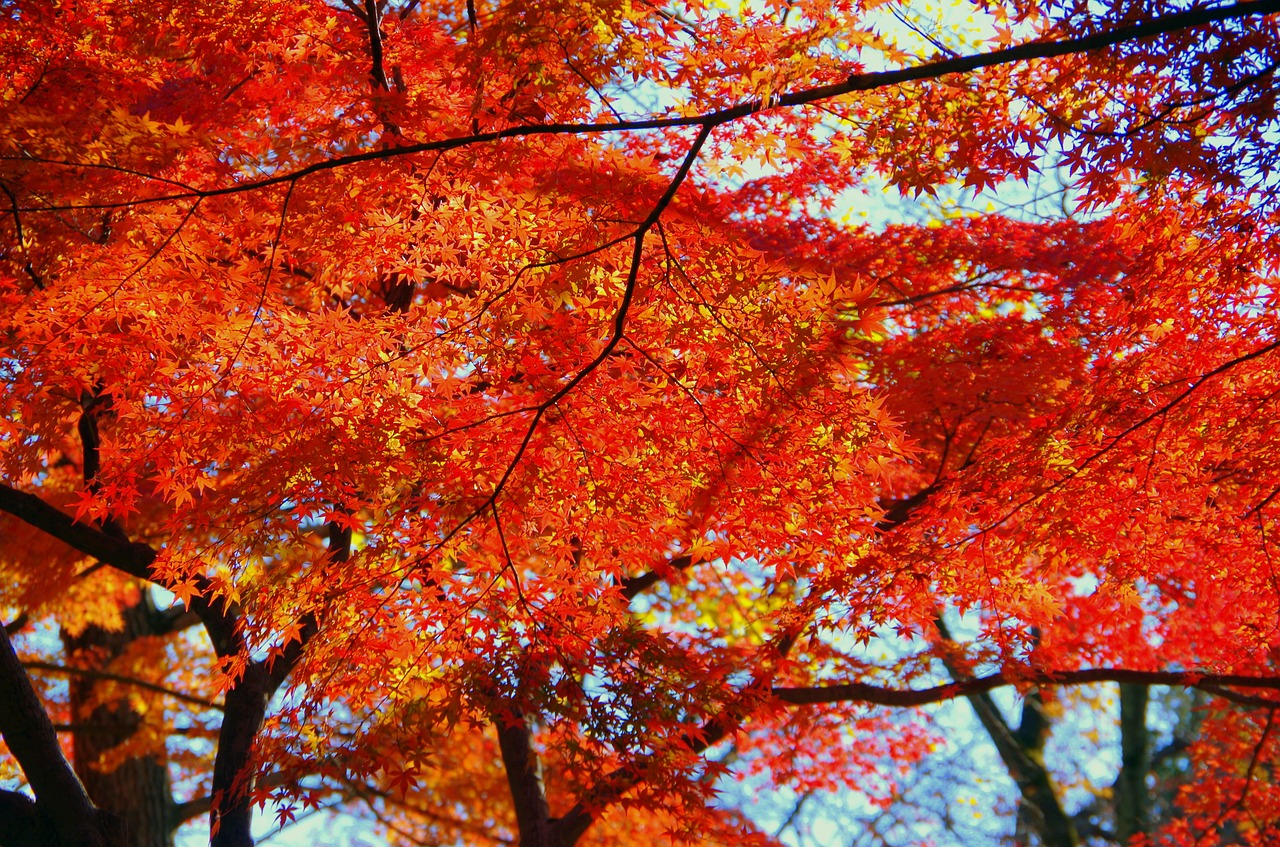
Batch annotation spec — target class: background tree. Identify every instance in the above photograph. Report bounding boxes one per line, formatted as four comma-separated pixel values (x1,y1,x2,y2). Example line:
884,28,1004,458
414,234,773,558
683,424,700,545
1,1,1279,846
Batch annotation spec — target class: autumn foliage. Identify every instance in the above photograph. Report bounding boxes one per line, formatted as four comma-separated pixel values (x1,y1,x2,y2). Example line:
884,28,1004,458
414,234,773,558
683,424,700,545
1,0,1279,846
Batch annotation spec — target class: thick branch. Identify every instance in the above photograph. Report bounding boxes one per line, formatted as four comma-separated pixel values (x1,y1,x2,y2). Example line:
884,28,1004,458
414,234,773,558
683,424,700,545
0,482,241,655
496,709,552,847
170,771,291,830
0,789,39,847
972,696,1075,844
209,521,345,847
170,794,215,830
0,483,156,579
0,624,94,816
776,672,1280,844
149,604,202,636
0,478,337,847
363,0,390,92
875,486,937,532
208,664,272,847
0,623,121,846
618,554,693,600
269,521,346,689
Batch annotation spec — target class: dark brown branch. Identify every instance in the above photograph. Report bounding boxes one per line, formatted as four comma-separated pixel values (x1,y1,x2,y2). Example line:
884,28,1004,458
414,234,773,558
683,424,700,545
208,662,272,847
77,387,128,542
363,0,391,91
149,603,202,636
8,0,1275,214
170,795,216,830
618,554,694,600
54,722,208,737
0,482,157,579
0,477,338,847
0,481,241,653
170,770,292,829
267,520,346,690
1201,682,1280,709
210,520,345,847
876,485,937,532
0,482,263,845
0,622,122,845
0,623,94,806
1115,683,1150,842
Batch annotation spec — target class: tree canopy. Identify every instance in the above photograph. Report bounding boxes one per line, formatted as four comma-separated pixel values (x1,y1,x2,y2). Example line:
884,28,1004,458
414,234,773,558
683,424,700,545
1,0,1279,845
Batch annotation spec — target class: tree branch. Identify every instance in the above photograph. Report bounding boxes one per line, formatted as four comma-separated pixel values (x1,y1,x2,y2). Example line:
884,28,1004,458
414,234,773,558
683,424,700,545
0,182,42,290
1115,683,1151,842
22,660,222,712
496,708,552,847
208,663,272,847
0,482,243,655
149,604,202,636
170,770,292,830
209,520,345,847
9,0,1275,214
772,668,1280,706
363,0,390,92
0,483,157,579
0,789,39,847
0,621,122,845
932,620,1077,847
618,554,693,600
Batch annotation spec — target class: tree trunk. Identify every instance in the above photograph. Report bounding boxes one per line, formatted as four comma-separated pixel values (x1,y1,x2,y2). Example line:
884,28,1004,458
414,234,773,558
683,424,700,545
1115,684,1150,843
62,595,175,847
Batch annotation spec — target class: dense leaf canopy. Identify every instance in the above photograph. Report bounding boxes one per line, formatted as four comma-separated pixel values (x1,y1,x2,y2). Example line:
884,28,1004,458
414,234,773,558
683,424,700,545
1,1,1279,846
